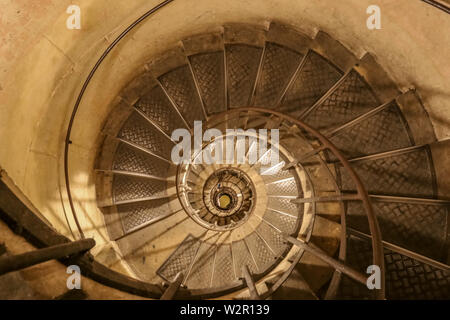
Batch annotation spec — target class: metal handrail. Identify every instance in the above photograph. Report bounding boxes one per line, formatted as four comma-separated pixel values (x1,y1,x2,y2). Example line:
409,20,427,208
421,0,450,14
58,1,396,299
207,107,386,299
63,0,175,239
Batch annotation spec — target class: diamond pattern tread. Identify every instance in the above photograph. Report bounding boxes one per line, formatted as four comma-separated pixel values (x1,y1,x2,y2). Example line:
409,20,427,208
99,27,445,299
113,175,167,203
245,232,277,275
347,200,448,261
232,239,258,278
189,52,226,115
117,112,173,160
338,148,436,198
225,44,263,108
185,242,216,289
267,197,302,218
135,85,187,135
337,235,450,299
256,221,290,257
157,235,202,282
304,69,380,131
281,51,342,115
158,65,205,127
211,244,235,288
253,42,303,107
330,102,413,158
261,164,294,184
263,208,299,235
266,178,299,197
336,235,376,299
117,198,172,233
384,249,450,299
113,142,170,178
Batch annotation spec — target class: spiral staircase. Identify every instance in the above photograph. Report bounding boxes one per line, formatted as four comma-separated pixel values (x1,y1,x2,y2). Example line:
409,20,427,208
0,1,449,300
87,21,450,299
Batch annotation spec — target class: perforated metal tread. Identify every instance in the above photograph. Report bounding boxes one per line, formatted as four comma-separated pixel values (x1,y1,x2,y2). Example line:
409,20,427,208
263,208,299,235
267,197,303,218
256,221,290,257
266,178,299,197
158,229,289,288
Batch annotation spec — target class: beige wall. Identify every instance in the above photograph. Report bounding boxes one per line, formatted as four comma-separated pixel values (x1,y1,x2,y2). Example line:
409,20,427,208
0,219,145,299
0,0,449,267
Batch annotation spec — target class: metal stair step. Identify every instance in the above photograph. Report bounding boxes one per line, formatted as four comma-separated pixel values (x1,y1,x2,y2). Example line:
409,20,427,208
281,50,343,115
303,69,381,132
253,42,304,107
267,268,318,300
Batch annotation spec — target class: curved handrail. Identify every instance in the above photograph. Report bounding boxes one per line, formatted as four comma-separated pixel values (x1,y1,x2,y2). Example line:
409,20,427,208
208,107,386,299
63,0,174,239
60,1,389,299
421,0,450,14
58,0,449,244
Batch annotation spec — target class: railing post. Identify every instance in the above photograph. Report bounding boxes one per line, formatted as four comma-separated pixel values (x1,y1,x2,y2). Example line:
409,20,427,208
0,238,95,276
242,265,260,300
160,272,184,300
285,235,367,285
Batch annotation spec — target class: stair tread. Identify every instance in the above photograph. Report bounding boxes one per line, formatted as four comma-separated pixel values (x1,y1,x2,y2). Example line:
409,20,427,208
253,42,304,107
117,111,173,160
113,141,171,178
225,44,263,108
158,65,205,126
135,84,188,135
303,69,380,132
337,146,436,198
337,235,450,299
347,200,448,262
92,23,444,299
281,50,343,115
268,269,318,300
189,51,226,116
329,101,414,158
